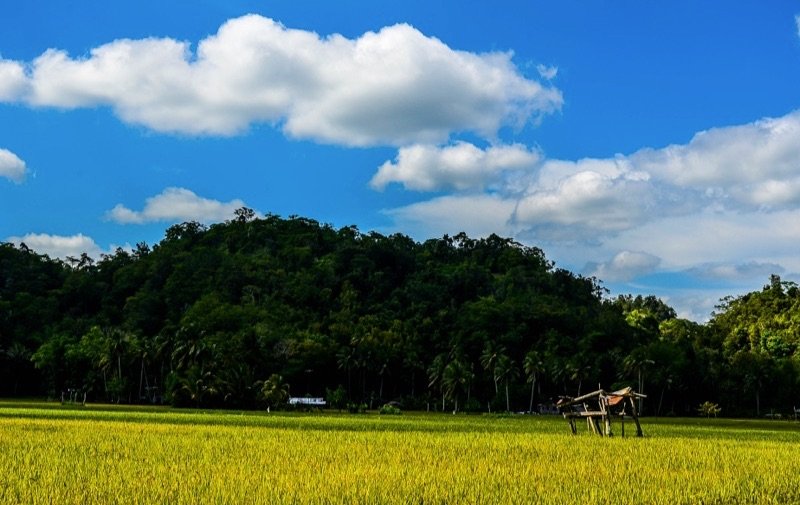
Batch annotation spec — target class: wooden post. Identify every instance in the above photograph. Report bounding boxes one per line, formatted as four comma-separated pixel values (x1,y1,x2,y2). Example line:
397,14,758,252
592,416,603,436
629,397,643,437
600,397,612,437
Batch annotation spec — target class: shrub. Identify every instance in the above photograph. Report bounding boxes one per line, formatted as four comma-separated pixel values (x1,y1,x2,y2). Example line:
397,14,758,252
698,401,721,418
325,385,347,411
379,404,401,415
347,402,368,414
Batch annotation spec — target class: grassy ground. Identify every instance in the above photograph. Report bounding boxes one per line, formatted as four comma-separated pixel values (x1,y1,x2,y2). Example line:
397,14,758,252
0,400,798,504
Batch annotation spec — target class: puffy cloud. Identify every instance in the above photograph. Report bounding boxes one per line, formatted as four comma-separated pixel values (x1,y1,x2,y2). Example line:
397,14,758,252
381,109,800,316
385,109,800,243
7,233,102,259
796,14,800,38
0,148,26,182
634,110,800,209
370,142,540,191
512,158,656,240
585,251,661,282
0,59,27,100
5,15,561,146
106,187,248,224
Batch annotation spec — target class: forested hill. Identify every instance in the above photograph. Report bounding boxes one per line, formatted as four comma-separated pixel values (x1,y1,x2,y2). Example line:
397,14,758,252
1,210,798,416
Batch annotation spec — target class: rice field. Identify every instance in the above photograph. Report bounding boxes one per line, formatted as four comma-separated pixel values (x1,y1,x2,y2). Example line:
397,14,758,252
0,401,798,504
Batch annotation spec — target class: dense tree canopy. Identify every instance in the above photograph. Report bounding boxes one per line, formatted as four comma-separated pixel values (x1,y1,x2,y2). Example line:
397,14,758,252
1,212,797,415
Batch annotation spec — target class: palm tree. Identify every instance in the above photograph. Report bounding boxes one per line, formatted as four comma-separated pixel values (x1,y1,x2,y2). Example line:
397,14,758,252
106,328,134,385
567,360,592,397
523,349,544,414
480,342,506,395
427,354,447,412
179,366,219,408
4,342,31,395
494,354,519,412
622,350,654,413
442,357,471,413
259,373,290,411
336,345,356,399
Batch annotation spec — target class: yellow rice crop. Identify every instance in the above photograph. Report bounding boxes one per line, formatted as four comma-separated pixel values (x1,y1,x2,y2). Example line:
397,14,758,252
0,404,798,504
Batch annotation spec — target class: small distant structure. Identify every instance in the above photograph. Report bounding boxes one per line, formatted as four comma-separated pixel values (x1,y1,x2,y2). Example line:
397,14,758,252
556,386,646,437
289,397,326,407
537,403,560,415
61,388,87,406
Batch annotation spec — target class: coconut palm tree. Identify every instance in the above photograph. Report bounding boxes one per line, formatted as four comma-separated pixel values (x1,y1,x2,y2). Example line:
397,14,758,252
494,354,519,412
442,357,471,413
523,349,544,414
480,342,506,395
622,350,654,413
427,354,447,412
4,342,31,395
259,373,290,411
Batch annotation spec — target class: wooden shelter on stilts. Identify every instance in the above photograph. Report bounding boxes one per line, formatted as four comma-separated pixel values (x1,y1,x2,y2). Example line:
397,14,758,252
556,386,646,437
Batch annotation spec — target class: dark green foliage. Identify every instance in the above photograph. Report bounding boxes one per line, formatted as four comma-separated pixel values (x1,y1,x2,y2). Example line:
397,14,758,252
348,402,368,414
1,213,798,416
379,403,402,415
326,385,347,411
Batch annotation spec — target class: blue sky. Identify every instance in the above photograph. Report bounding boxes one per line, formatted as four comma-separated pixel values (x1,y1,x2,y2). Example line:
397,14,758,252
2,1,800,320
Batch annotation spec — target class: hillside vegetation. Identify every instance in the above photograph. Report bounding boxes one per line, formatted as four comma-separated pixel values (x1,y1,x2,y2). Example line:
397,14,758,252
1,210,798,415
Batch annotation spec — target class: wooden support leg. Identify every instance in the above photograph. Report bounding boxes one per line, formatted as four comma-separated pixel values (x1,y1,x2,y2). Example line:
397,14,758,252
604,414,613,437
589,417,602,436
629,398,643,437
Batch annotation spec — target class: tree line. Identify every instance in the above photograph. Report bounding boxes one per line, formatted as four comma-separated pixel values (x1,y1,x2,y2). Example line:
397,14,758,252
1,210,797,416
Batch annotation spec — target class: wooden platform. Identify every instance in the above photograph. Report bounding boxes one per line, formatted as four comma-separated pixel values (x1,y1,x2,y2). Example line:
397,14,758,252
556,387,646,437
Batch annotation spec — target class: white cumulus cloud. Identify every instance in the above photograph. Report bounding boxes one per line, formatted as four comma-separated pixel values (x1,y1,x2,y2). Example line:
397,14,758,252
382,108,800,302
106,187,249,224
0,148,27,182
7,233,102,259
5,15,561,146
512,157,656,239
0,59,27,100
634,110,800,210
387,109,800,242
585,251,661,282
371,142,540,191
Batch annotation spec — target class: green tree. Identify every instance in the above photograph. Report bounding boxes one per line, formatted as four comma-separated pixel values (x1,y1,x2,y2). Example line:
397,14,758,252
494,354,519,412
442,356,471,413
523,349,543,414
622,349,654,413
480,342,506,395
259,373,290,411
427,354,447,412
326,385,347,411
